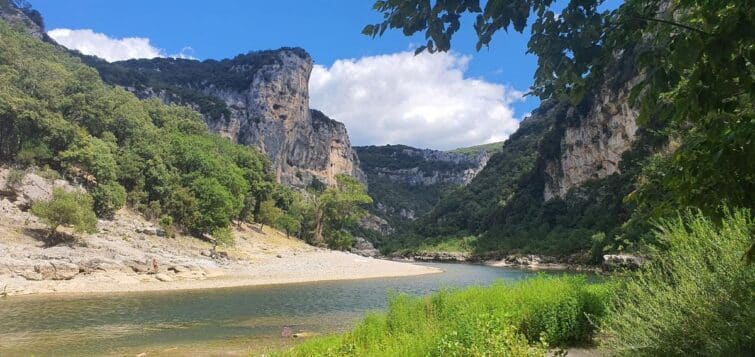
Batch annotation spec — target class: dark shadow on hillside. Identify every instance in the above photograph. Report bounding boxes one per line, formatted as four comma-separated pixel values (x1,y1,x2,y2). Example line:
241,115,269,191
23,227,77,248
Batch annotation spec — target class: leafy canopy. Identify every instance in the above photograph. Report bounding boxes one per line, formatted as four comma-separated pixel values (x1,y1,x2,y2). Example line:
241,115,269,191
308,175,373,249
0,20,279,236
31,188,97,237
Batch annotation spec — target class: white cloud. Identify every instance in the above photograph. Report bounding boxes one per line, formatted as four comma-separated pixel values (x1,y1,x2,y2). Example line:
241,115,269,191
309,51,523,150
47,28,195,62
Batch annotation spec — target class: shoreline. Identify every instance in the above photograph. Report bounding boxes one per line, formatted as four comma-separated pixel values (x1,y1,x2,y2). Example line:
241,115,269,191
389,252,601,273
0,180,442,298
2,258,442,299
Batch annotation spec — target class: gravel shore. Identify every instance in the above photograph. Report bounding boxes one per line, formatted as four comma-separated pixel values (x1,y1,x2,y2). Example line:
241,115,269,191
0,170,440,297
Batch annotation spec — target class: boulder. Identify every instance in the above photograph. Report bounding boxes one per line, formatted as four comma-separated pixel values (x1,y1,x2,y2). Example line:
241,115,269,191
128,260,151,273
49,261,79,280
79,258,122,273
154,273,173,282
350,237,380,257
602,254,643,272
136,227,166,237
168,265,190,273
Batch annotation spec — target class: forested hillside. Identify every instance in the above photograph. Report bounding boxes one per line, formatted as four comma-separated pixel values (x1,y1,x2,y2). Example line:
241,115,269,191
372,0,754,262
0,11,371,249
0,19,278,237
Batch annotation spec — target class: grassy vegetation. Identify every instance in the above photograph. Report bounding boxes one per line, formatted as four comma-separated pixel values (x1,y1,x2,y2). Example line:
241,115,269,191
279,208,754,356
600,209,755,356
277,275,612,356
449,141,505,156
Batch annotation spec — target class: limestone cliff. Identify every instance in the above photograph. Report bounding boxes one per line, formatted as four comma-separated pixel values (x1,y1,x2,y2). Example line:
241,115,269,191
542,78,640,200
82,48,362,187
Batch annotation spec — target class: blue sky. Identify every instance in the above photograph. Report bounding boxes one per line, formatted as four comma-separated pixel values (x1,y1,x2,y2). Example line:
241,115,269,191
31,0,621,150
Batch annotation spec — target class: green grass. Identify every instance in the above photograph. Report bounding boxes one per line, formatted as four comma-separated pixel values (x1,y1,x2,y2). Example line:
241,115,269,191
450,141,505,156
276,275,613,356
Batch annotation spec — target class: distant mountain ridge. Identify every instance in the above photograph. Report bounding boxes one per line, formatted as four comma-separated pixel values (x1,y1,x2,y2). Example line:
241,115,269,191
354,144,490,239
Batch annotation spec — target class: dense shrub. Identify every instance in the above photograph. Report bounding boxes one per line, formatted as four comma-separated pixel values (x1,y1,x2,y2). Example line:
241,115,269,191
91,182,127,218
279,276,612,356
31,188,97,241
600,209,755,356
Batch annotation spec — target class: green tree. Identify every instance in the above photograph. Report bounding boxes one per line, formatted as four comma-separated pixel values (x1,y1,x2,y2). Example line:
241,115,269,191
91,181,127,219
257,199,283,229
310,175,373,248
187,177,236,235
275,214,301,238
30,188,97,242
58,135,118,184
211,226,235,252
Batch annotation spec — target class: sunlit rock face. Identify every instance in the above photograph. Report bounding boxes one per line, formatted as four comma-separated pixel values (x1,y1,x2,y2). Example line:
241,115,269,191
542,70,641,201
88,47,363,187
202,50,362,187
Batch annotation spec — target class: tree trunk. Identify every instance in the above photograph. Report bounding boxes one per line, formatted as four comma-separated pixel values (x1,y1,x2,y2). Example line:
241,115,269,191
313,209,325,245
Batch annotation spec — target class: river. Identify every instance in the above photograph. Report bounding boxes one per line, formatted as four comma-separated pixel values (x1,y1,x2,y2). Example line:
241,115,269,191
0,263,579,356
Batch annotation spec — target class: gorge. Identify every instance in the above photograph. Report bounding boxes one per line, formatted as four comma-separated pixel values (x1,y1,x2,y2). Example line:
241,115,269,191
1,0,752,356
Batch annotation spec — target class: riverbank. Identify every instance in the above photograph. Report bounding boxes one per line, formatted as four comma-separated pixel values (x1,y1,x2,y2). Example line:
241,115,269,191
0,170,440,297
0,216,440,296
390,251,602,272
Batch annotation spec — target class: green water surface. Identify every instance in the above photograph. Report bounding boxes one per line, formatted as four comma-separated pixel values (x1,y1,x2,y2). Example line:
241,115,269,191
0,263,577,356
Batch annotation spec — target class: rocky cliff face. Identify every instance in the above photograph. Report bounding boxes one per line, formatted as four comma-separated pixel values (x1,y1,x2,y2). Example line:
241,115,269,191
0,0,52,42
542,57,641,201
542,82,639,200
84,48,362,187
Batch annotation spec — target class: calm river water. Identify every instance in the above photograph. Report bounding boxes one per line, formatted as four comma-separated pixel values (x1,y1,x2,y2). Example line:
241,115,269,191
0,263,578,356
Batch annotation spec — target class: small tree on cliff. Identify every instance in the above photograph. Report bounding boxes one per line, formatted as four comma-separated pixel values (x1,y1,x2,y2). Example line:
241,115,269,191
31,188,97,243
